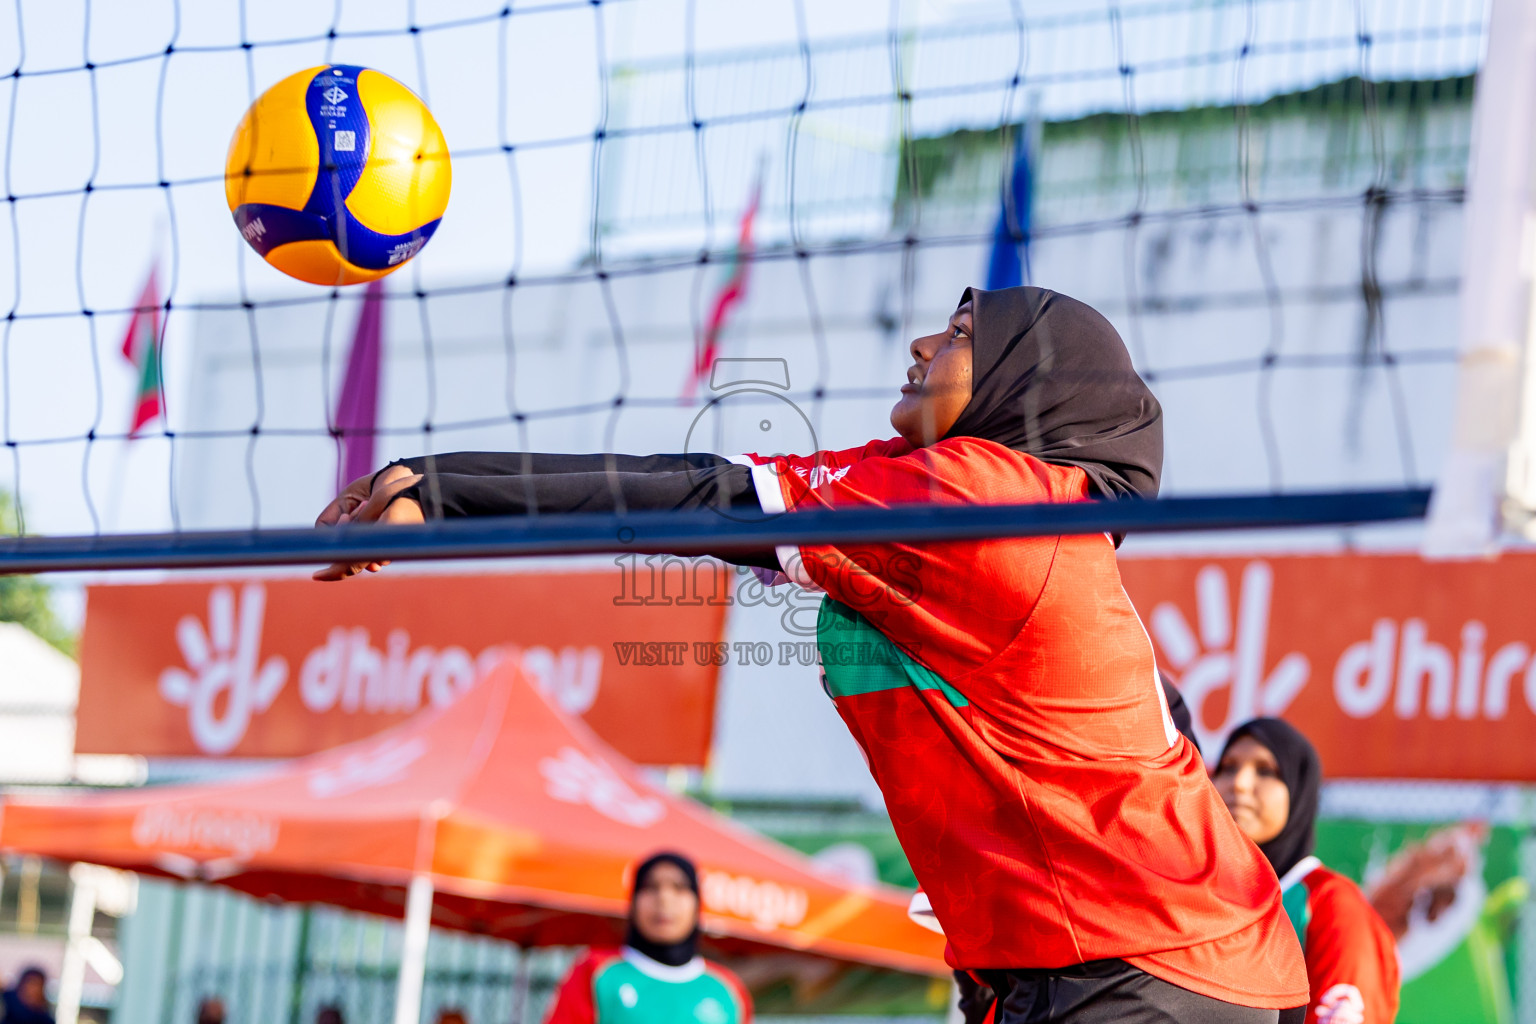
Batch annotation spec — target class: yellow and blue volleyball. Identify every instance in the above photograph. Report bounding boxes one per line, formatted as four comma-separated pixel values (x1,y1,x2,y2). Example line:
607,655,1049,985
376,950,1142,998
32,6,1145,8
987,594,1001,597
224,66,451,286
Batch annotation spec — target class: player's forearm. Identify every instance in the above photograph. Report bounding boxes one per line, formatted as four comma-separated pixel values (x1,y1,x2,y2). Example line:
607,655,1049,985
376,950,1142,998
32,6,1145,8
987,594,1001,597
402,466,753,516
383,450,789,570
383,451,734,480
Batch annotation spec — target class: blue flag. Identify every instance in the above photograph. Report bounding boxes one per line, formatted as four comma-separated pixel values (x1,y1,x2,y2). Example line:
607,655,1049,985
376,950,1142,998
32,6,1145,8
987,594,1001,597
986,134,1032,290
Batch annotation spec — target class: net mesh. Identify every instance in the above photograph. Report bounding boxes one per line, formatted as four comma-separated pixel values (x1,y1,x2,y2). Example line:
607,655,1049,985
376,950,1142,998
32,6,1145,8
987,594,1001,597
0,7,1518,1024
0,0,1484,565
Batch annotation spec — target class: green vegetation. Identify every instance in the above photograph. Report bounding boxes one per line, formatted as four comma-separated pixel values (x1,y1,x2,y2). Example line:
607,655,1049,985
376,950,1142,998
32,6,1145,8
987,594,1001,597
894,73,1477,223
0,491,75,656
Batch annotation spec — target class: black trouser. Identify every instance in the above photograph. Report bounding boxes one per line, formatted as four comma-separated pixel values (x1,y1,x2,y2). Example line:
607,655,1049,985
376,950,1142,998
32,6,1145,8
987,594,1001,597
963,960,1302,1024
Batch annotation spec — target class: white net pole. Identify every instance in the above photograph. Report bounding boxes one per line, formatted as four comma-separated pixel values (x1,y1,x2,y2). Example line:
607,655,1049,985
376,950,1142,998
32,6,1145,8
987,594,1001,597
1425,0,1536,554
55,866,99,1024
392,872,434,1024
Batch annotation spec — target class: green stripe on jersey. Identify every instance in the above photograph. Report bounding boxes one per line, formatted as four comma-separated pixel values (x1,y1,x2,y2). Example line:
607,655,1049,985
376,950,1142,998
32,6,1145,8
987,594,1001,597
1281,880,1310,950
817,598,969,707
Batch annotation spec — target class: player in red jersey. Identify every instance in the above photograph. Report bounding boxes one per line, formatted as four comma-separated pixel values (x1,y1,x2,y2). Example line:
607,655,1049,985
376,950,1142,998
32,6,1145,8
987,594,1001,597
316,286,1308,1022
1213,719,1400,1024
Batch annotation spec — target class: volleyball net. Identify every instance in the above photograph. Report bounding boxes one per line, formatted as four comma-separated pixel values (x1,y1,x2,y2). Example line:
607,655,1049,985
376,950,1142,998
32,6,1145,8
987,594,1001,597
0,0,1486,572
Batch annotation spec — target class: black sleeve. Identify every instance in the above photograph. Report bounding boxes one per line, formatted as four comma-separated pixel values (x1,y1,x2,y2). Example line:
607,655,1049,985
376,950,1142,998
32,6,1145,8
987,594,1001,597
402,466,759,517
387,451,782,571
382,451,734,481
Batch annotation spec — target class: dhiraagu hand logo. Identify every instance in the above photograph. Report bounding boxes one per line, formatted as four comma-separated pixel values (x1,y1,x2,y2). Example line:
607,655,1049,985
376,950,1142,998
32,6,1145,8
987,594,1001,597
154,582,606,757
1150,561,1310,757
158,584,288,756
538,747,665,827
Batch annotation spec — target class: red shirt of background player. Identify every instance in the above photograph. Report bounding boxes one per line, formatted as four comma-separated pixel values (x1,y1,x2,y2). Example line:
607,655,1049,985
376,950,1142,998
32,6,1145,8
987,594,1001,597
1283,860,1400,1024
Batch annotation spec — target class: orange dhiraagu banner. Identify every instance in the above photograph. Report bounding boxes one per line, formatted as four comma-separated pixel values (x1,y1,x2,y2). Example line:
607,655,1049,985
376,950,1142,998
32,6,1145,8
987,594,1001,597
1119,551,1536,781
76,568,729,765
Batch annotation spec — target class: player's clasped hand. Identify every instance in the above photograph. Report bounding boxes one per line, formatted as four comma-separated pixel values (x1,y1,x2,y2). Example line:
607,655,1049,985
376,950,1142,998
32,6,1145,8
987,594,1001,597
312,464,425,582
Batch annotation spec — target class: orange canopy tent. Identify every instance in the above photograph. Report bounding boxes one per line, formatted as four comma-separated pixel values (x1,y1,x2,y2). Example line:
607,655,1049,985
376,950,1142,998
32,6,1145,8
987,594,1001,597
0,663,944,1021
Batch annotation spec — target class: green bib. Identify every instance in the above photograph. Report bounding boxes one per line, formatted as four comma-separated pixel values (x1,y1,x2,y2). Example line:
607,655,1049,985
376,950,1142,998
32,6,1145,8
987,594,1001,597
817,598,969,707
591,955,743,1024
1281,877,1311,951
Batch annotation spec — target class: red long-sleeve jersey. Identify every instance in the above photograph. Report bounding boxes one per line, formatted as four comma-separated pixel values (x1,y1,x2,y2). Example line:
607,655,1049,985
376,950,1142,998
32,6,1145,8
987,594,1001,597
743,436,1308,1010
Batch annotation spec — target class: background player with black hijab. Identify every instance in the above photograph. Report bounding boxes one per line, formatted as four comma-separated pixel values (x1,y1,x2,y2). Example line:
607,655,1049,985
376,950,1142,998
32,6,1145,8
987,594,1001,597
317,285,1308,1023
1213,719,1400,1024
544,851,752,1024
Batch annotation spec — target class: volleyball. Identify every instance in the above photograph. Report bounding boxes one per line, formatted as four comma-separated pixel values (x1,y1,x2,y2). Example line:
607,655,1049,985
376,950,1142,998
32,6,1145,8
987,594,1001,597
224,65,451,286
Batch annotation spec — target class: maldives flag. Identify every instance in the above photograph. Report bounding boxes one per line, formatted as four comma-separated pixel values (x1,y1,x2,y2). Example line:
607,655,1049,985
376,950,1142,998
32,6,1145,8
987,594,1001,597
121,268,163,438
685,172,763,397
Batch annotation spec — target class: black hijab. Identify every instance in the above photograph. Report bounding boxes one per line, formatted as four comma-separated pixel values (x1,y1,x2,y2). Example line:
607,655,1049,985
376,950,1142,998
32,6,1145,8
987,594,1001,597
1220,718,1322,878
945,286,1162,502
1160,672,1198,747
625,851,701,967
